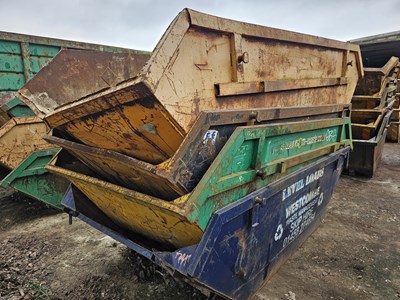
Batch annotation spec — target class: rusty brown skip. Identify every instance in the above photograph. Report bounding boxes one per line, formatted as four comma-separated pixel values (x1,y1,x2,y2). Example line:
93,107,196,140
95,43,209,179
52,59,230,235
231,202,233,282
0,49,151,178
0,117,54,170
353,56,398,98
18,9,363,165
387,66,400,142
18,49,151,118
351,57,399,141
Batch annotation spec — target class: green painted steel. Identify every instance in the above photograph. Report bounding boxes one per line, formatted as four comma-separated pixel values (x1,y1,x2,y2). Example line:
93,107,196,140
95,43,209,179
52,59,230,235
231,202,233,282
185,117,352,229
0,40,21,54
31,56,53,74
0,73,25,91
0,53,24,72
0,31,148,91
0,31,149,116
1,148,68,209
1,97,35,117
29,44,60,57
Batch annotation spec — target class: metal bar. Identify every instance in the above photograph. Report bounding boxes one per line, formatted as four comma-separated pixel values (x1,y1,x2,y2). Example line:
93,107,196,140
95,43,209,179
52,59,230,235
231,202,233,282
265,143,341,173
214,143,342,195
341,50,350,77
230,33,244,82
380,56,399,77
375,110,392,140
242,117,349,140
0,31,149,55
189,9,360,52
216,77,348,97
20,42,33,81
352,95,381,101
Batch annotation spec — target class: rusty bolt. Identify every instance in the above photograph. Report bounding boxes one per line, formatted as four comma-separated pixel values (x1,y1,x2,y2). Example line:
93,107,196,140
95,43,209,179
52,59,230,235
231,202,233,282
247,111,258,125
256,170,267,180
249,111,258,120
238,52,249,64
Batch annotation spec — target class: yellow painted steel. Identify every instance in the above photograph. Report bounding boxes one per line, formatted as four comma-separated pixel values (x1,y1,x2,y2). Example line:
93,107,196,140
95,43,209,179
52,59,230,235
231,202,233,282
50,136,185,199
46,164,202,248
62,102,185,163
0,117,53,169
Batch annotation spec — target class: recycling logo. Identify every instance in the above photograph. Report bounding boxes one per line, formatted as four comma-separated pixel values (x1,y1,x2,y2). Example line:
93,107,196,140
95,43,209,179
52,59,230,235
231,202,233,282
274,224,283,241
317,192,324,206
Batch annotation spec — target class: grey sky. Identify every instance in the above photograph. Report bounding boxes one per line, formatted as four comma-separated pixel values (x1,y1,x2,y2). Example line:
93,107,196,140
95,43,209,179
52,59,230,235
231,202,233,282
1,0,399,51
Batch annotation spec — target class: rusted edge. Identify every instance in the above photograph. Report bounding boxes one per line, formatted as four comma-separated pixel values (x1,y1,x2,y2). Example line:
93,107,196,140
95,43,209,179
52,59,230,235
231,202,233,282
44,135,157,172
45,164,186,214
0,93,17,110
44,135,188,195
0,31,149,55
352,95,382,101
186,9,360,52
380,56,399,77
170,104,350,166
0,116,46,136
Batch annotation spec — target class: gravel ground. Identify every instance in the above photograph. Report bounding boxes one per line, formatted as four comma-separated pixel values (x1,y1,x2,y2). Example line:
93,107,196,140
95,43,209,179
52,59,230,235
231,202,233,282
0,143,399,299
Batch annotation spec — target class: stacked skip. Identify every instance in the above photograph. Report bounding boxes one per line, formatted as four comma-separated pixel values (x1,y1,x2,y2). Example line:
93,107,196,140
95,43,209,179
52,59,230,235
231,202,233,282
18,9,362,299
387,63,400,142
0,31,149,208
346,56,399,177
350,31,400,144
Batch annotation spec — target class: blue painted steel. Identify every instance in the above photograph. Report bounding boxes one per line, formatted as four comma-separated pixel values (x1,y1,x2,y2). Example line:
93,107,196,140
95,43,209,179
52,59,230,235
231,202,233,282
62,147,350,299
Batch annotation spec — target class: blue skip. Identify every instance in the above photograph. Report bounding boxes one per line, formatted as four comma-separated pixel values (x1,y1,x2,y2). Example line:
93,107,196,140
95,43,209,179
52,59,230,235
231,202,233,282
63,147,350,299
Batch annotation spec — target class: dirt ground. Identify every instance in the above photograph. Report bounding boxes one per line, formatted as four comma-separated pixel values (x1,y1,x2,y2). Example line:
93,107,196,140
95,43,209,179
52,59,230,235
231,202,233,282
0,143,399,300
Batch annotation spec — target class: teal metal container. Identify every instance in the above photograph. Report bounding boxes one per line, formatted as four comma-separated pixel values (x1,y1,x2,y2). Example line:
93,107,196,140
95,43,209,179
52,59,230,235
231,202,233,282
0,31,148,118
0,31,142,94
0,149,68,209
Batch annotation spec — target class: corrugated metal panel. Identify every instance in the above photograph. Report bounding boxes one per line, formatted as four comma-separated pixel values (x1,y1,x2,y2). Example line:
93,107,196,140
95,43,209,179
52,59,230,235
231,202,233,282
350,31,400,67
